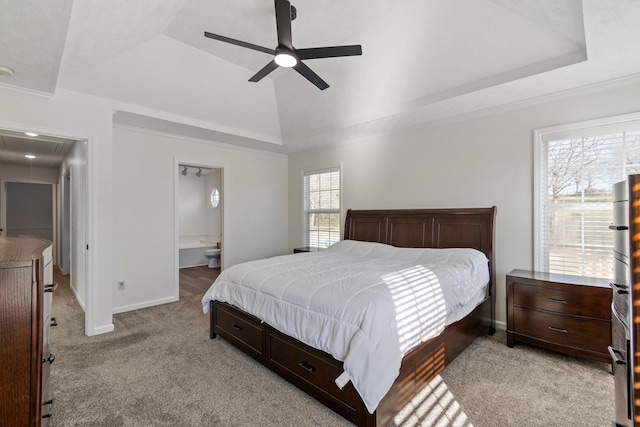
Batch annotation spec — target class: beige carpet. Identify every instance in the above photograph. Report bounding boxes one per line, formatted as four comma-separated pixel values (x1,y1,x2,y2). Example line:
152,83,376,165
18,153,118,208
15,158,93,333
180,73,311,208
50,273,613,426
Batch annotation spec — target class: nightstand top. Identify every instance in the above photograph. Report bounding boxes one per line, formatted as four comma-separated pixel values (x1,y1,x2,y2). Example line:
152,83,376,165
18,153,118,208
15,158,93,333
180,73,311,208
293,246,322,253
507,269,610,288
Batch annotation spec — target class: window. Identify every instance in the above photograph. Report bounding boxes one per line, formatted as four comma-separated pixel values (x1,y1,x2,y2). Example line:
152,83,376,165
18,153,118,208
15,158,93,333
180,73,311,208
303,167,341,248
210,187,220,209
535,115,640,279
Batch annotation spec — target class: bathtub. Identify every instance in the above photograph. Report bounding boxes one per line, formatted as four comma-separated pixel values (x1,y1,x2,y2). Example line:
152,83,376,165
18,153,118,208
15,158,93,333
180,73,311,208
179,235,219,268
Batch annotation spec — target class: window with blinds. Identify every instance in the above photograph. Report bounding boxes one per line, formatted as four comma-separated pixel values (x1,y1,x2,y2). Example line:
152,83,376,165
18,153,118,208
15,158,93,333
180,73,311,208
536,118,640,279
303,167,341,248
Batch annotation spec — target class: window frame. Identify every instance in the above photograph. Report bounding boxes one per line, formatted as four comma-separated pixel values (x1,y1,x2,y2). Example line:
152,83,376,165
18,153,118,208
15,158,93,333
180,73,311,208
533,111,640,275
301,165,343,249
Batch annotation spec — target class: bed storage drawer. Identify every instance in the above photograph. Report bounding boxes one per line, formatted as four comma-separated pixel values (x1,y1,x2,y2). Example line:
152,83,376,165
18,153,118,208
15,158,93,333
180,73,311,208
266,329,359,414
214,303,265,359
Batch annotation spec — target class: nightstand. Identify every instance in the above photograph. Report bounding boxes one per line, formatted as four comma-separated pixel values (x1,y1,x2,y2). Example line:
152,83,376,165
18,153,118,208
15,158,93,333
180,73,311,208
506,269,612,364
293,247,321,253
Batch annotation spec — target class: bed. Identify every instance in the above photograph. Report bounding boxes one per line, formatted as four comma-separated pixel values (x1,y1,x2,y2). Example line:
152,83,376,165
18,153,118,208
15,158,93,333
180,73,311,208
202,207,496,427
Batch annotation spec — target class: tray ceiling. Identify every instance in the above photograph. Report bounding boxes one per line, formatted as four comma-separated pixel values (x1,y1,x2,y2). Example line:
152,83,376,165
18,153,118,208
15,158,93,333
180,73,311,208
1,0,640,153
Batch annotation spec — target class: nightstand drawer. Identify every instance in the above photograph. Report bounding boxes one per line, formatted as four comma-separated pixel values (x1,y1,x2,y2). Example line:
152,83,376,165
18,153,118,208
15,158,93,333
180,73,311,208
513,283,610,320
513,306,611,354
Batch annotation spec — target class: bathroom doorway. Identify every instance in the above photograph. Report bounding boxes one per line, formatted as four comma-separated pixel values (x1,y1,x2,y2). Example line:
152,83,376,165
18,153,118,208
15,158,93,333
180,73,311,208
175,163,223,298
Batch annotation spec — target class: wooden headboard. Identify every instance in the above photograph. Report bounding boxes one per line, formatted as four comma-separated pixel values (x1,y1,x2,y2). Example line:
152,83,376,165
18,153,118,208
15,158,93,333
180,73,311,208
344,207,497,331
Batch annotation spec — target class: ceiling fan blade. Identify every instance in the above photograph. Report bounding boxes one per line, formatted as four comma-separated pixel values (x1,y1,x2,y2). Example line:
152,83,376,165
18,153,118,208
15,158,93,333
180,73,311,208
295,45,362,60
274,0,293,49
204,32,275,55
293,62,329,90
249,60,279,82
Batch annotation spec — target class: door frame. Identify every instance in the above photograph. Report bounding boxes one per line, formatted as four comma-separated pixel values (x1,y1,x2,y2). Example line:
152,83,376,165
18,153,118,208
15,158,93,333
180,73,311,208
173,159,224,298
61,169,71,274
0,120,95,336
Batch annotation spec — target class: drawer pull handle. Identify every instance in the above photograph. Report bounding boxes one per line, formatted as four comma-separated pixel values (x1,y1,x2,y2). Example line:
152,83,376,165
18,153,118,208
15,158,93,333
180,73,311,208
44,283,58,293
42,398,55,419
608,346,627,365
50,317,58,327
43,353,56,364
609,225,629,230
298,361,316,373
547,298,567,304
232,324,242,331
548,326,567,333
610,282,629,295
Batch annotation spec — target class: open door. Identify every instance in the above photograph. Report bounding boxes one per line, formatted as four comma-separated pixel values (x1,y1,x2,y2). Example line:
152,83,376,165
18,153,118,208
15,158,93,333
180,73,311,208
61,170,71,275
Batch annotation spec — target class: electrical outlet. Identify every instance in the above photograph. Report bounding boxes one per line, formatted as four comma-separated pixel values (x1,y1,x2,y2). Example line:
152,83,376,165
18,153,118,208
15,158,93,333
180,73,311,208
118,281,125,290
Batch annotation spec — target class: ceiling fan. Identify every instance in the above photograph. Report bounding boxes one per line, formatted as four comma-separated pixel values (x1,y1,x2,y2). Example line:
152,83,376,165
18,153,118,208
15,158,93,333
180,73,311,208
204,0,362,90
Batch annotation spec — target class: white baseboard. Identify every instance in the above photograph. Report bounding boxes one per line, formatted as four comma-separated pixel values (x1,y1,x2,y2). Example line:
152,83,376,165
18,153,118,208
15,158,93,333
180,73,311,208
112,295,179,315
90,324,115,336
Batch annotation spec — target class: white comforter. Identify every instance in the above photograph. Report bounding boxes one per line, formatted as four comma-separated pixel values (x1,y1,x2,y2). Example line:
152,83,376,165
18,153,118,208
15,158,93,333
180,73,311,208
201,240,489,413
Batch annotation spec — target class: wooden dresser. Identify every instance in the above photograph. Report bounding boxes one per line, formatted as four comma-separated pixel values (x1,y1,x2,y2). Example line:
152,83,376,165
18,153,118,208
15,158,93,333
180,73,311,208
506,269,612,364
0,237,55,426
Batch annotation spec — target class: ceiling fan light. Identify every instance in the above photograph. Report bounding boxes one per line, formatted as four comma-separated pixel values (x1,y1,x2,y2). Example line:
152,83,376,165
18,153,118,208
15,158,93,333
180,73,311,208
275,52,297,68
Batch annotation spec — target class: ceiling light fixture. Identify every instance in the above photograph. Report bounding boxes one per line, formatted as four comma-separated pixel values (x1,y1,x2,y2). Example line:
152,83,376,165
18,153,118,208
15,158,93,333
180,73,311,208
196,168,202,177
24,132,39,137
25,154,36,159
274,50,297,68
181,166,188,175
0,65,14,77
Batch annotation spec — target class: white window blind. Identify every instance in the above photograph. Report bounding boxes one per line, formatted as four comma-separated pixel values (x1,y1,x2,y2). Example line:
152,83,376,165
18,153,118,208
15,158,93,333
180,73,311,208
536,118,640,279
303,167,341,248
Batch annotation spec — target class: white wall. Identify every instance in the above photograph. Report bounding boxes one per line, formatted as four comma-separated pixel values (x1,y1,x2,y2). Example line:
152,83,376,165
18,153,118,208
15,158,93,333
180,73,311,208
112,126,288,313
0,164,58,183
178,171,208,236
288,80,640,329
0,85,289,335
0,87,118,335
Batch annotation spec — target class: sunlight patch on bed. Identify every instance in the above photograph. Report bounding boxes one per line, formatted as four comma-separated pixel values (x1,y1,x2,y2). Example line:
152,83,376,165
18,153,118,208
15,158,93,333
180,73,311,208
383,265,447,351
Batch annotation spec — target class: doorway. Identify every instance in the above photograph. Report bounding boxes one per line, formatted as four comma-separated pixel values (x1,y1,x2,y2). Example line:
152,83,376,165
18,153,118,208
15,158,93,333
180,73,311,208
0,126,92,333
175,163,223,298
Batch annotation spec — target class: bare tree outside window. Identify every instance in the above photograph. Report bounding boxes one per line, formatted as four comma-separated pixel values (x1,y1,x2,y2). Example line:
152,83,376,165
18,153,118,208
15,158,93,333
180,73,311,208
543,131,640,278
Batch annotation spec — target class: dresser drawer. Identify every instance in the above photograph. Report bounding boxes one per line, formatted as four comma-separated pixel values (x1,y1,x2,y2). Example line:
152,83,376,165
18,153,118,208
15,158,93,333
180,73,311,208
214,304,264,358
267,331,358,410
613,285,629,324
513,306,611,354
513,283,610,320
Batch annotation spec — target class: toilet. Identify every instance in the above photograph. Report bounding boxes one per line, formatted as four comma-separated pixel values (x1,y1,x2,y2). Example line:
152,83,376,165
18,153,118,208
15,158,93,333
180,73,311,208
204,247,221,268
